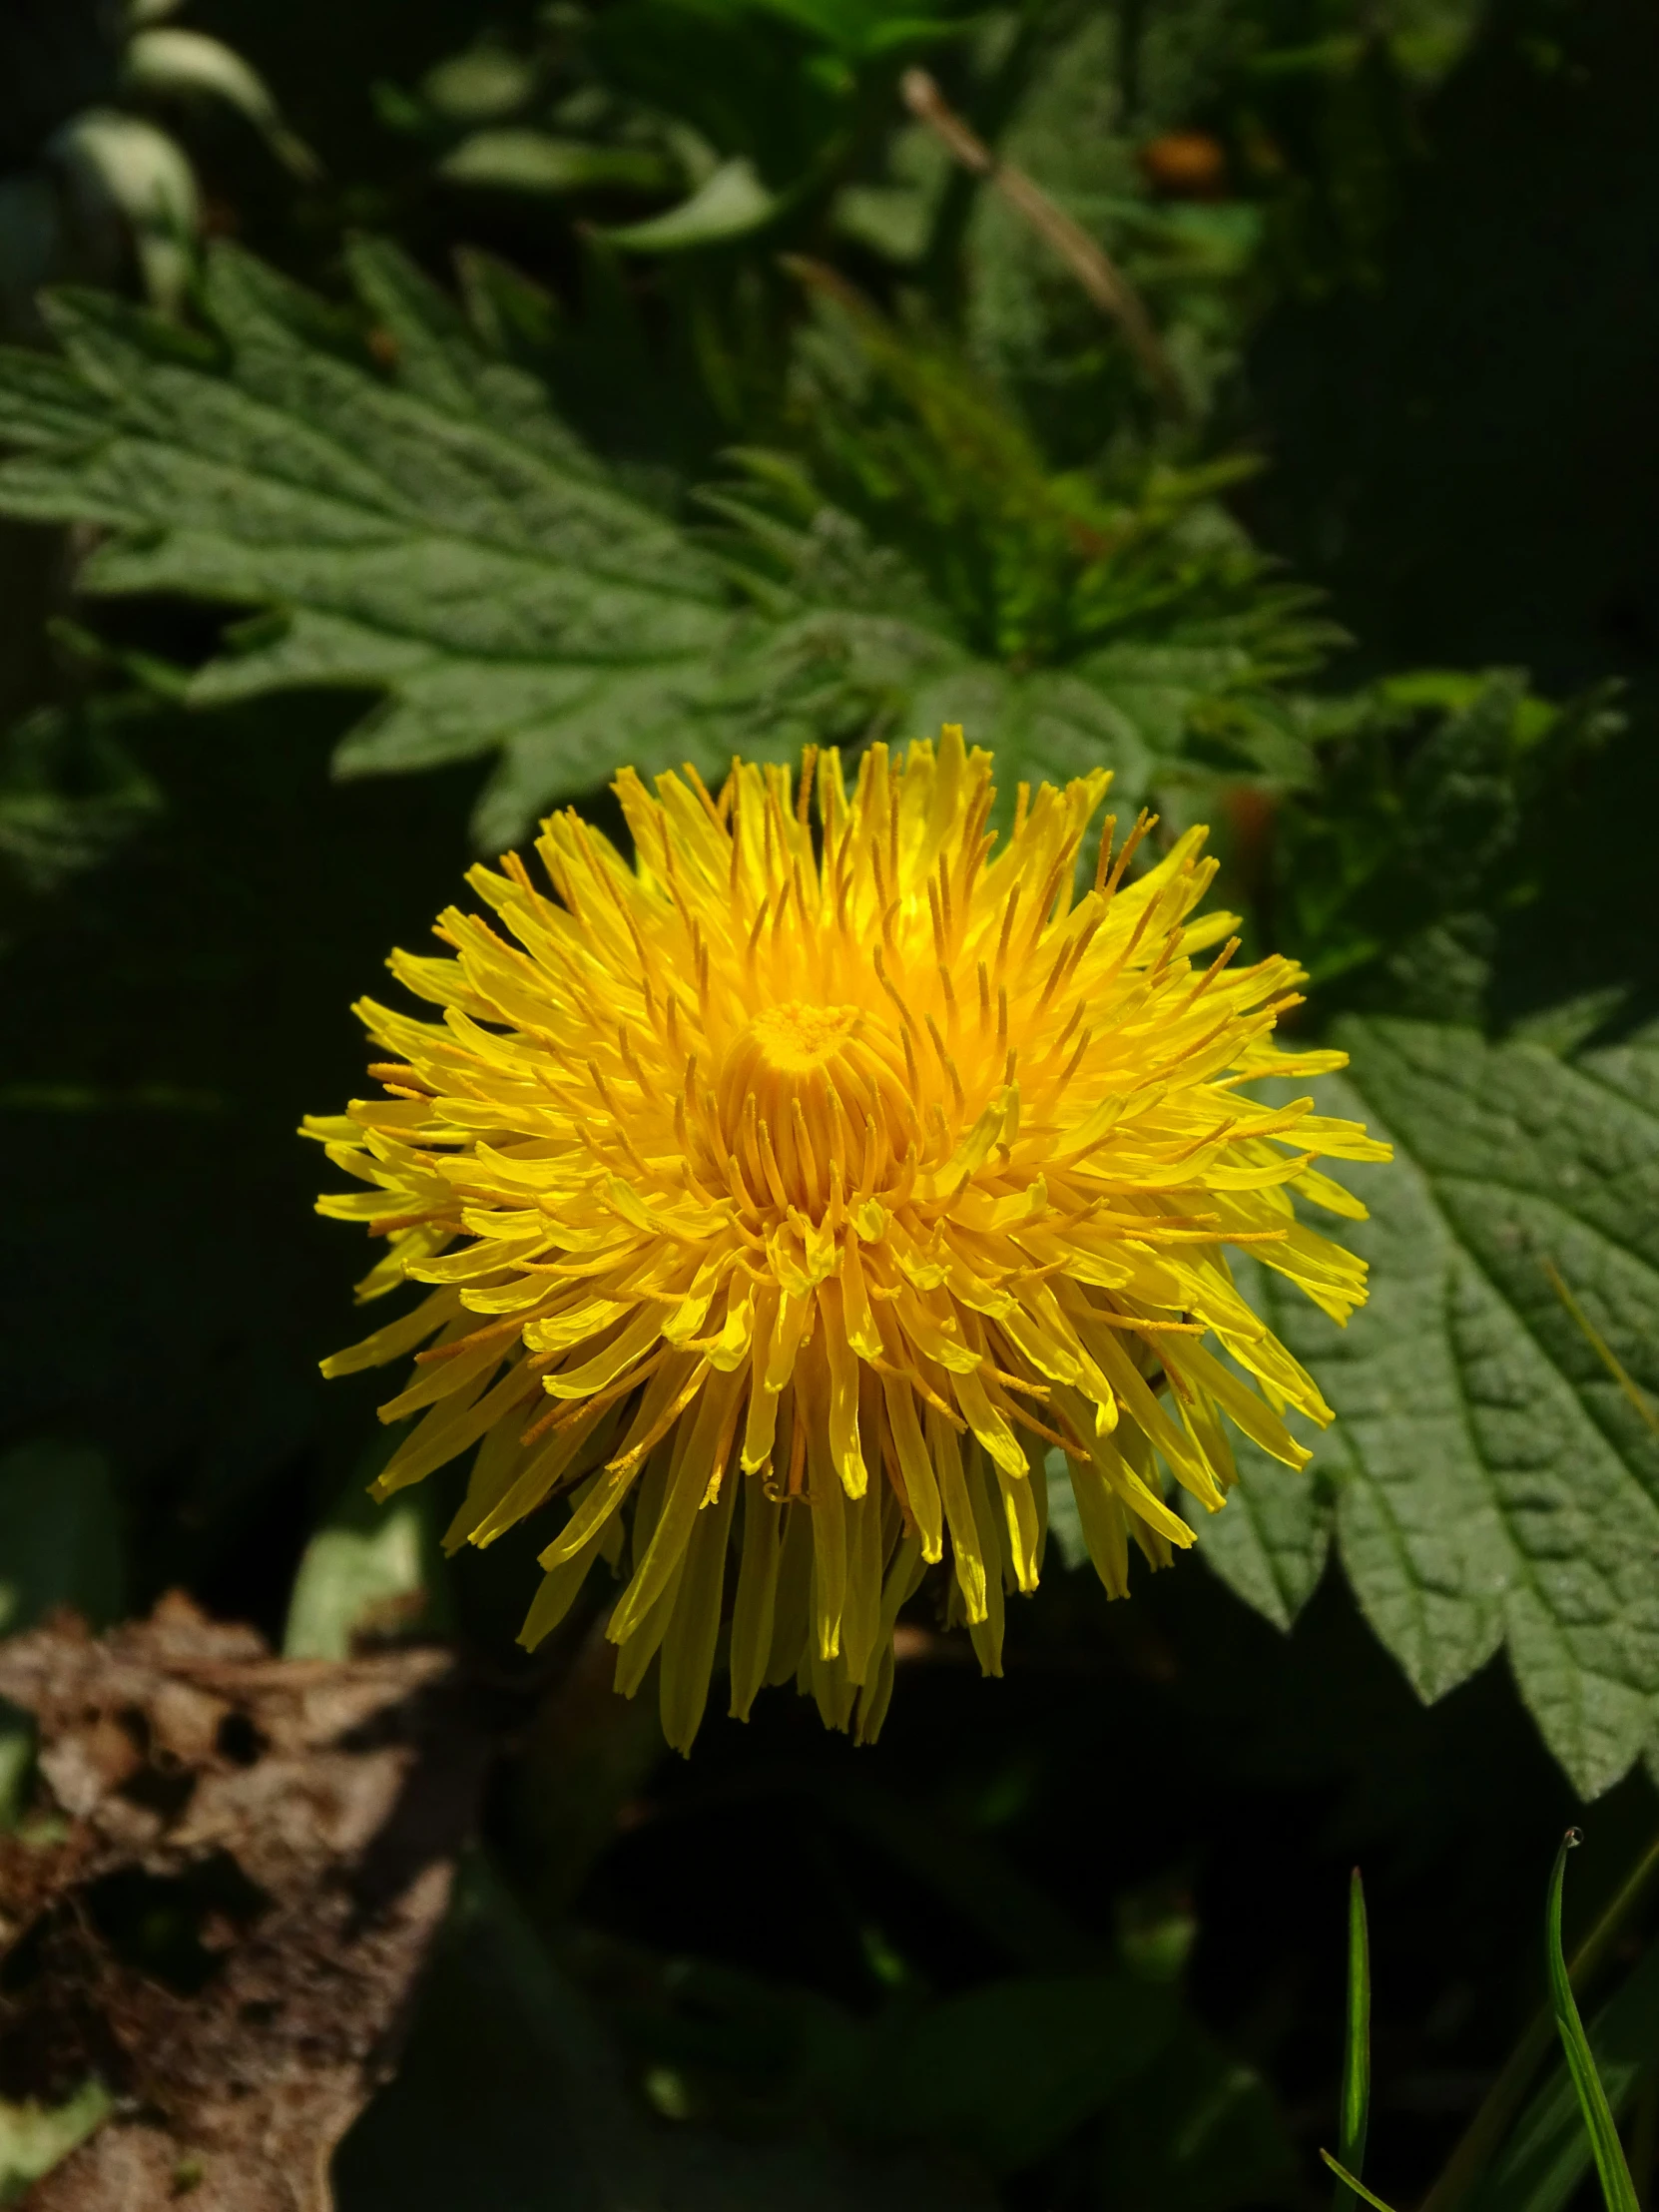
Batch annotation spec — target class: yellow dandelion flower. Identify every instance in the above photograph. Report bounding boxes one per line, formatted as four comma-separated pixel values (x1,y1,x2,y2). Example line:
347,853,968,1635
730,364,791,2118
305,729,1389,1751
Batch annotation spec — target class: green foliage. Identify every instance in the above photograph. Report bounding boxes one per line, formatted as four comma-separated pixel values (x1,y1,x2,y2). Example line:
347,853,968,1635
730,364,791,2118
0,698,161,897
852,1973,1178,2173
951,0,1488,442
1321,1829,1659,2212
386,0,976,267
772,268,1336,679
1091,2018,1296,2212
959,4,1260,435
282,1460,449,1659
337,1857,998,2210
0,2081,112,2208
0,1440,123,1637
604,156,781,252
0,0,311,328
1274,669,1623,1021
704,268,1342,814
0,236,1343,847
329,1850,1298,2211
1195,1018,1659,1797
0,240,795,849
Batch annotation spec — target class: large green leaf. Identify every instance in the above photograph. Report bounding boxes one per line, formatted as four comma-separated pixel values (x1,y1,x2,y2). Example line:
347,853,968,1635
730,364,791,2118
1192,1018,1659,1799
0,240,790,848
0,240,1331,846
1185,1303,1337,1635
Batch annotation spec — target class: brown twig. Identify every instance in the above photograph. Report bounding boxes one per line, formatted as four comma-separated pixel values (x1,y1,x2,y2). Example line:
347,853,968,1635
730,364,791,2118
901,68,1189,421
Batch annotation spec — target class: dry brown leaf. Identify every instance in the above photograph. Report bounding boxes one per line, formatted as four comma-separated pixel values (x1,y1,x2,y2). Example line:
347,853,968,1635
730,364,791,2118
0,1593,488,2212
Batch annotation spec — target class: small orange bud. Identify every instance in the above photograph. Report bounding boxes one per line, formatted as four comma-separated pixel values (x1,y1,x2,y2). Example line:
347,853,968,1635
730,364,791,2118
1139,131,1228,199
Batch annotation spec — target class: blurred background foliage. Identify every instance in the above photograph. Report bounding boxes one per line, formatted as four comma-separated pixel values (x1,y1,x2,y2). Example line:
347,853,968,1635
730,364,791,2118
1,0,1658,2207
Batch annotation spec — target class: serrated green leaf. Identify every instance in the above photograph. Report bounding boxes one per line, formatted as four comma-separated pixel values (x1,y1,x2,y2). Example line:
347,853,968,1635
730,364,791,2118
1215,1018,1659,1798
1182,1257,1334,1631
0,239,1336,844
0,242,791,842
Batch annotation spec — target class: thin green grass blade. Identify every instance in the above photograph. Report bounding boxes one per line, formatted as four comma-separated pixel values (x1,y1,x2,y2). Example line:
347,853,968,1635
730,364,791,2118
1334,1869,1373,2212
1549,1830,1642,2212
1469,1943,1659,2212
1321,2149,1400,2212
1422,1827,1659,2212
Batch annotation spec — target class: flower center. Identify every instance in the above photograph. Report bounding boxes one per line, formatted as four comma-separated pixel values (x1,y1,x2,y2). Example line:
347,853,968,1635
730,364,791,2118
747,1000,862,1073
703,1000,915,1221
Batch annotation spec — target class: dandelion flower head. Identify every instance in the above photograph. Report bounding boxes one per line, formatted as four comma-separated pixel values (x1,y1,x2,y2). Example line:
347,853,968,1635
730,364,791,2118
306,730,1388,1749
